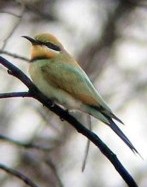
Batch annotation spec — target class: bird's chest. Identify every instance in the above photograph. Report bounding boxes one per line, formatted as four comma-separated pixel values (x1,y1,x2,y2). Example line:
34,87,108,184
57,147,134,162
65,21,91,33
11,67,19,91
29,60,57,81
29,62,55,97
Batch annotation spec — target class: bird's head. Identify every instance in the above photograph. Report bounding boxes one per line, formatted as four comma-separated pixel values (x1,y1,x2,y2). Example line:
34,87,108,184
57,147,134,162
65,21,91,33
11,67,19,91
23,33,64,61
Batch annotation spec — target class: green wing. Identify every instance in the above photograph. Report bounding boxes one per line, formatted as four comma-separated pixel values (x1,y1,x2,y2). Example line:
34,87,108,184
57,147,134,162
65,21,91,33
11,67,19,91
41,61,103,106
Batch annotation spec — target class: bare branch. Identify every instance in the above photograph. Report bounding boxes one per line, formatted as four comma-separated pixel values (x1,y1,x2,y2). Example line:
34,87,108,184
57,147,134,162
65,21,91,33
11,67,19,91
0,56,138,187
0,134,53,151
0,163,39,187
1,4,25,50
0,10,22,18
46,160,64,187
0,50,29,61
0,92,31,99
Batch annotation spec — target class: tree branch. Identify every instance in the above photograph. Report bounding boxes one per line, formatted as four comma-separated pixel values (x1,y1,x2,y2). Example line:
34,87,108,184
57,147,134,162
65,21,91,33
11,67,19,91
0,163,39,187
0,50,29,61
0,56,138,187
0,134,53,151
0,91,31,99
1,4,25,50
46,160,64,187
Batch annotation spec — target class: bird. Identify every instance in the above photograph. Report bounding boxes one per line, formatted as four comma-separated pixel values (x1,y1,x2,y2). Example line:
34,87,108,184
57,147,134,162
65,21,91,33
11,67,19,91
23,33,139,154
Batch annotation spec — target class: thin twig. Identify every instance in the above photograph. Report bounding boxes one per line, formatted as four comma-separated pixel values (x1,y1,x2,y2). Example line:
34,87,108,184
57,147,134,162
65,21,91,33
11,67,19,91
0,92,31,99
0,50,29,61
0,134,53,151
46,160,64,187
82,115,91,171
0,163,39,187
0,10,22,18
1,4,25,50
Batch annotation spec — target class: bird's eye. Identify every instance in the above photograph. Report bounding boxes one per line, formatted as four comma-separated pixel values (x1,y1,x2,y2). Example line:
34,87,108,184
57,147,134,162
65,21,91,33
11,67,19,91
45,42,61,52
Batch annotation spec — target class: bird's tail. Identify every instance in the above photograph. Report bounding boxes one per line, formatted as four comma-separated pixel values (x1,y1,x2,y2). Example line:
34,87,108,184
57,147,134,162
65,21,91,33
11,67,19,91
107,117,139,155
86,105,140,155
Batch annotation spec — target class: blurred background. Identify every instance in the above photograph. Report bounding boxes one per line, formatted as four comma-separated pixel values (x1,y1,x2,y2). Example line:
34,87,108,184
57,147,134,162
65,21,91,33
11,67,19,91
0,0,147,186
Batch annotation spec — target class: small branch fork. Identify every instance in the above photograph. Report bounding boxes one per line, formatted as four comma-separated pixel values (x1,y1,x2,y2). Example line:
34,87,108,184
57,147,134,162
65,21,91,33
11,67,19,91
0,56,138,187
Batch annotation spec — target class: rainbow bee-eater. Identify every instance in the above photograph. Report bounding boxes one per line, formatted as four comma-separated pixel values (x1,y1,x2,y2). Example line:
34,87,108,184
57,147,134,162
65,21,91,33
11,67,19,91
23,33,139,154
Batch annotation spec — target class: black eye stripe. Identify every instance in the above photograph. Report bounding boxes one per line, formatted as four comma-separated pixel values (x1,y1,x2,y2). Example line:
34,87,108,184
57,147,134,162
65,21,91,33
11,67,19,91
36,40,61,51
45,42,61,51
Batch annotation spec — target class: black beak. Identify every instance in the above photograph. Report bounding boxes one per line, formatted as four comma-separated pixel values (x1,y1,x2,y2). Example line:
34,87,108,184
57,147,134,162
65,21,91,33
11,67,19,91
22,36,38,44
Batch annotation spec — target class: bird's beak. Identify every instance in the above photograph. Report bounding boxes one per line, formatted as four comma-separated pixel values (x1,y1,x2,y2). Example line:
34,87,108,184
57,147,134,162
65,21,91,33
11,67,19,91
22,36,38,45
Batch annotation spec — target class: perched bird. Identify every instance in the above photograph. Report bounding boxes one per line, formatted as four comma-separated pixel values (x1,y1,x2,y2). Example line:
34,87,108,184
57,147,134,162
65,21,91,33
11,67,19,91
23,33,138,154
